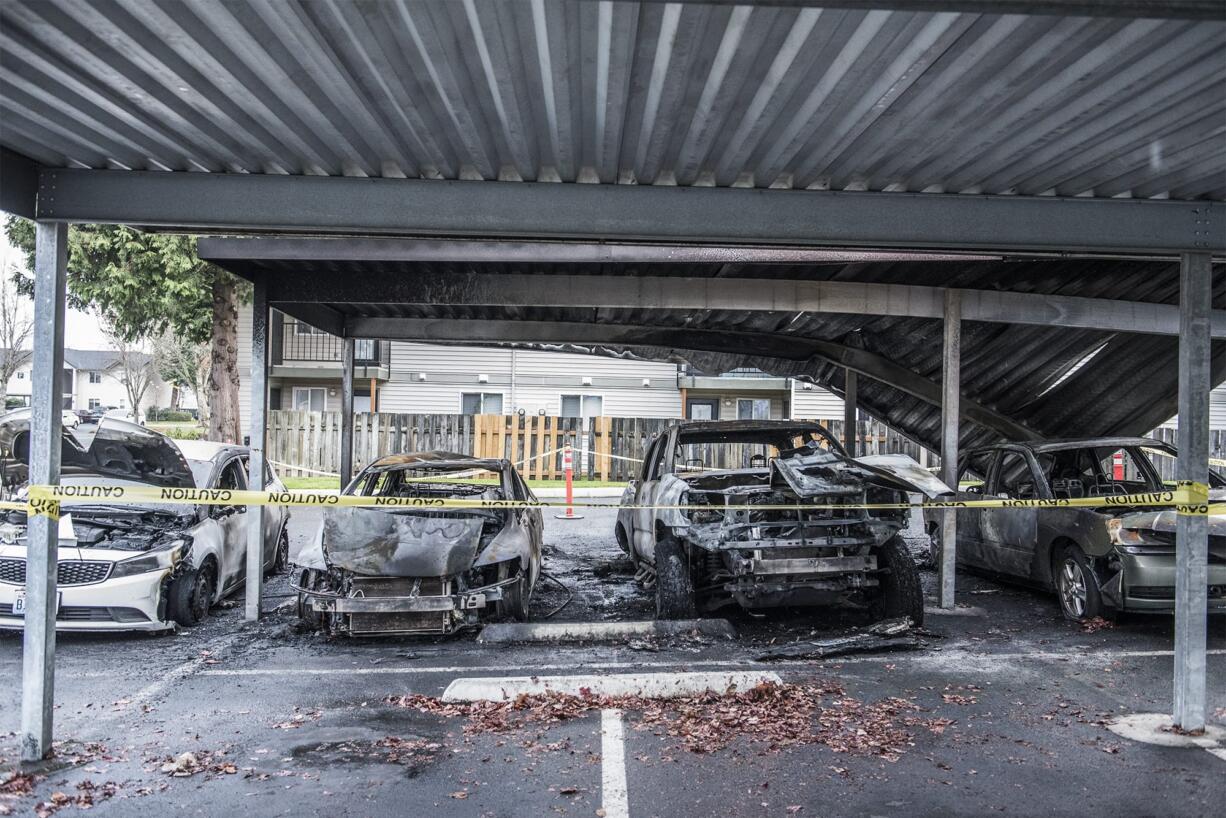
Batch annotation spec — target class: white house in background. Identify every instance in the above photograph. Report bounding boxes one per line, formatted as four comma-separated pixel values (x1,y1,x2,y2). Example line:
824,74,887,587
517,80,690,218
236,307,849,422
4,348,171,414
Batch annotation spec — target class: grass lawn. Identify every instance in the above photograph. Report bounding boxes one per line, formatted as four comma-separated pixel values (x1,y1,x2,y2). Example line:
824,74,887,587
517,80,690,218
146,422,203,440
280,475,620,491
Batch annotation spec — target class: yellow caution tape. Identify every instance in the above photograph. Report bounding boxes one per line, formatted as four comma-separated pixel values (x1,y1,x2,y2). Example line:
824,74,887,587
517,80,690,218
13,483,1216,516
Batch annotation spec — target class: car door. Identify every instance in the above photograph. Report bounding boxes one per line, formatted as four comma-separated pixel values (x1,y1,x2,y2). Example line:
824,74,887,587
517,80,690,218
978,447,1043,579
241,455,285,569
210,455,250,592
630,431,673,562
951,448,996,569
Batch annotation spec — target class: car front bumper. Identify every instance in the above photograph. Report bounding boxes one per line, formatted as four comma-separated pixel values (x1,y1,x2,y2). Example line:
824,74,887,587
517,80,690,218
0,569,173,632
1113,553,1226,613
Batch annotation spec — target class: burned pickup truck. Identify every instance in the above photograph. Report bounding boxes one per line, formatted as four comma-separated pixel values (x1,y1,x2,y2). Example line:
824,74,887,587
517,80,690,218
293,452,542,636
616,421,950,623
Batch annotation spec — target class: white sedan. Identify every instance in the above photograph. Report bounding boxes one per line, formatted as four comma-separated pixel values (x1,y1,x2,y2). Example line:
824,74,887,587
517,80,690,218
0,415,289,632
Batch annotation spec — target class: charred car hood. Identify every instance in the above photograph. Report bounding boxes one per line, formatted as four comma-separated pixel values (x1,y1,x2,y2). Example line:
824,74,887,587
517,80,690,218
770,449,952,499
1117,507,1226,559
314,507,490,577
0,411,194,489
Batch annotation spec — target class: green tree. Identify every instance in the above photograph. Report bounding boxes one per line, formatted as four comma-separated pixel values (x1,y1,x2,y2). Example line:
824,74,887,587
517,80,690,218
4,218,249,443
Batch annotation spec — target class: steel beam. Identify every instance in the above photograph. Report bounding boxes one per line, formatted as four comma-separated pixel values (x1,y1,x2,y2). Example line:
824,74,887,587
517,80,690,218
843,370,858,456
650,1,1226,20
41,169,1225,254
201,236,1000,265
331,314,1036,440
245,277,269,622
1173,251,1211,731
339,338,355,490
268,272,1226,338
21,222,66,761
939,290,961,611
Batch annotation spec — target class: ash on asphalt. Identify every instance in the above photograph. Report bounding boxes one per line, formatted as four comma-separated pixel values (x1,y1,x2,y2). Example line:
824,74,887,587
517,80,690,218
2,507,1224,817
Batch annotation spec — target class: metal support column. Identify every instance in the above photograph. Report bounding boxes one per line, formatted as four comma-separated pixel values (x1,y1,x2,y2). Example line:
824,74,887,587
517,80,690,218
1173,252,1211,731
339,337,355,489
245,277,269,622
843,370,858,456
20,222,67,761
939,289,961,611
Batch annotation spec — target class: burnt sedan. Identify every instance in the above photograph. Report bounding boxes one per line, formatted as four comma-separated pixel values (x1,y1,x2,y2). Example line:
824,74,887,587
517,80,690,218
617,420,951,623
293,452,543,637
924,437,1226,620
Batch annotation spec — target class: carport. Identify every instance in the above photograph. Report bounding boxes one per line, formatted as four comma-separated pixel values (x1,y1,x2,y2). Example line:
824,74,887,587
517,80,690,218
1,0,1223,765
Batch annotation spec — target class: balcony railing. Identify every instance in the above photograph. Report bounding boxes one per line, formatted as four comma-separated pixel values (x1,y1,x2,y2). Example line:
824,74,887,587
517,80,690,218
274,322,390,368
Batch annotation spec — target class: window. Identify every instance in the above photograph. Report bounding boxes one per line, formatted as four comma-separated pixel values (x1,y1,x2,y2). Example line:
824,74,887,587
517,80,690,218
686,399,718,420
957,450,996,494
88,398,100,410
292,387,327,412
992,451,1039,499
216,458,247,491
354,339,376,360
737,398,770,420
88,371,102,384
560,394,602,418
461,392,503,414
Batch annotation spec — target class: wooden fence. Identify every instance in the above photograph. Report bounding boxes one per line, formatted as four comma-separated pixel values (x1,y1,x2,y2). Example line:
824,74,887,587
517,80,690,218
264,410,932,481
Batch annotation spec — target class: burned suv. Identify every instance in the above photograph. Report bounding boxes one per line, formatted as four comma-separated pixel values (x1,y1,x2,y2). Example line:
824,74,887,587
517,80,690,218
617,421,950,624
293,452,542,637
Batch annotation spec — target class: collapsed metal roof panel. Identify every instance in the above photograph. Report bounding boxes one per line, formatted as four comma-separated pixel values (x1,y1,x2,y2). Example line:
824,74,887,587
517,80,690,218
2,1,1222,201
205,249,1226,452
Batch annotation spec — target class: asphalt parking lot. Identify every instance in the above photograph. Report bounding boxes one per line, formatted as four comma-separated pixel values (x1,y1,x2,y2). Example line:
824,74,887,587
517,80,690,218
2,507,1224,818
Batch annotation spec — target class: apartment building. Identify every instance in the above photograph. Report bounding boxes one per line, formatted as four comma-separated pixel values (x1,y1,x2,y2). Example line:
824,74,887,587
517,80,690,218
238,308,848,421
4,348,171,414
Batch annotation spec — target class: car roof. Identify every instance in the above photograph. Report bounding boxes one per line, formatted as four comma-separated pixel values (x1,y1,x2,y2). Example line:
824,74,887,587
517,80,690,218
174,438,247,463
367,450,509,472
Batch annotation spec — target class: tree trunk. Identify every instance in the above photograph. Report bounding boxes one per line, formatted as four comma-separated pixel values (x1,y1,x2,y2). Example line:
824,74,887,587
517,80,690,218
207,274,241,444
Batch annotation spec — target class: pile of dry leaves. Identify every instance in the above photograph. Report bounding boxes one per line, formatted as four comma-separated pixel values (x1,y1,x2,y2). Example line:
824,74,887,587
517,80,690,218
387,680,953,762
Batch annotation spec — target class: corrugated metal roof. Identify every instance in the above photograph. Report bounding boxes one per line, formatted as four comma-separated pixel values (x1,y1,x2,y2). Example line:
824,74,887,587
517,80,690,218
2,1,1223,200
210,253,1226,452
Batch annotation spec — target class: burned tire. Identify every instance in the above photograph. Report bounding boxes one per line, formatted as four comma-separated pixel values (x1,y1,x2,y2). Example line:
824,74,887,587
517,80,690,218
168,563,215,627
1055,544,1103,621
873,535,924,627
267,527,290,578
296,568,325,630
654,534,696,620
496,562,530,622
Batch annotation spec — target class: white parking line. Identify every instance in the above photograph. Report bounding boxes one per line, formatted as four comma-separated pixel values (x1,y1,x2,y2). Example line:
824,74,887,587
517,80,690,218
1206,747,1226,762
601,708,630,818
442,671,780,701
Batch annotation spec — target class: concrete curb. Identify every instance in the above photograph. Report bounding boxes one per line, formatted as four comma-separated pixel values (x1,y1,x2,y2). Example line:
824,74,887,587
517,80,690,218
442,670,780,702
478,619,736,643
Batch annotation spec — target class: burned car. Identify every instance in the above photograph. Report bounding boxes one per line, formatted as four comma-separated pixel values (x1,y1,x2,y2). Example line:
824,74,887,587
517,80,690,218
616,420,950,623
924,437,1226,620
293,452,542,636
0,412,290,632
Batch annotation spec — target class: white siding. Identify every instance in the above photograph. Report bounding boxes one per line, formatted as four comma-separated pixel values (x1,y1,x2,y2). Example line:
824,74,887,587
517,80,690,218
789,381,845,420
237,302,252,423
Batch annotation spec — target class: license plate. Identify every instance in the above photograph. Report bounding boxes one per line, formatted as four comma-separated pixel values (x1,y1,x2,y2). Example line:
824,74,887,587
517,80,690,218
11,591,61,617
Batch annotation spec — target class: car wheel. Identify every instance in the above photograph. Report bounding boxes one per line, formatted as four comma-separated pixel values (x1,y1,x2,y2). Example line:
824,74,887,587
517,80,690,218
873,534,925,627
169,565,215,627
496,563,531,622
299,573,328,632
654,535,697,620
269,528,290,576
1056,544,1102,621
